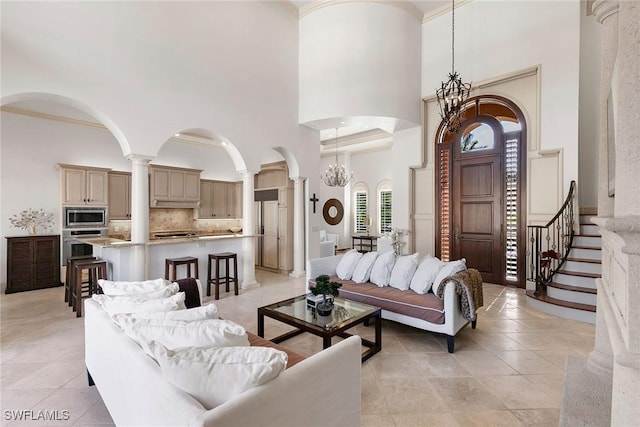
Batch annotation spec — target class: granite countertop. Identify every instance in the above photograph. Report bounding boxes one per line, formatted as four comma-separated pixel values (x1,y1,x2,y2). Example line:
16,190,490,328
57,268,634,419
76,233,252,248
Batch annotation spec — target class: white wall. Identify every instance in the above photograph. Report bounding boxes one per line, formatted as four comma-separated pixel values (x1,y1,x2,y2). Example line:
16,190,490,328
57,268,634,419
578,10,602,210
299,1,422,129
422,1,582,193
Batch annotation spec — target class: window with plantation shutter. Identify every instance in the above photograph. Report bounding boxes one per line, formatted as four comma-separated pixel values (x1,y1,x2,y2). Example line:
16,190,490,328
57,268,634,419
377,180,392,234
354,186,368,234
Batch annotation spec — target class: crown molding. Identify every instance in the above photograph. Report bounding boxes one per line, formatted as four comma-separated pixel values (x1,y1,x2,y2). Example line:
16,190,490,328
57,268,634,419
299,0,423,20
422,0,472,24
320,139,392,158
168,136,225,151
320,128,391,147
1,105,107,130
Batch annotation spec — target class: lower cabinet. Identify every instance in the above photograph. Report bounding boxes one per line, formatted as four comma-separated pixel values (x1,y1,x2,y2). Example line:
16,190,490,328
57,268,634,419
5,235,61,294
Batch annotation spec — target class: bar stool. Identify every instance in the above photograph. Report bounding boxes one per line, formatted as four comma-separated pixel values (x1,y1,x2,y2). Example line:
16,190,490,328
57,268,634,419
65,255,96,305
207,252,238,300
72,259,107,317
165,256,199,281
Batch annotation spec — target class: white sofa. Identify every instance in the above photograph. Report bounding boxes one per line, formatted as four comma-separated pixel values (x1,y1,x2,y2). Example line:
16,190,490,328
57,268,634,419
84,298,362,426
307,254,474,353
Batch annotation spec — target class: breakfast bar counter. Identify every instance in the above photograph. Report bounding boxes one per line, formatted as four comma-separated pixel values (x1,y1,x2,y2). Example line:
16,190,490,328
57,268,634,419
79,234,254,283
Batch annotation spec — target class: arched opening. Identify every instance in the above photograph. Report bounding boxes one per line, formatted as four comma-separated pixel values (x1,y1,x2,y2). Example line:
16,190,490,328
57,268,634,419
436,95,527,286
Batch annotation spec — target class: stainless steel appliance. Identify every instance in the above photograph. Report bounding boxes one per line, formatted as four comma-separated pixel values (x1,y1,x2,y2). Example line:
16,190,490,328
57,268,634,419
62,228,108,263
64,207,108,228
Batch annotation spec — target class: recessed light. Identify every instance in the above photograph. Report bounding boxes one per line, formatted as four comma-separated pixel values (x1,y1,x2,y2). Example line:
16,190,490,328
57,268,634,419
174,133,180,137
221,141,228,147
340,121,346,124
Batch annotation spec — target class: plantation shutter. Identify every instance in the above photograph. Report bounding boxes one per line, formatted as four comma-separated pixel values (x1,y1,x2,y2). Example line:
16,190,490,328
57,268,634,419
379,190,392,233
355,191,368,233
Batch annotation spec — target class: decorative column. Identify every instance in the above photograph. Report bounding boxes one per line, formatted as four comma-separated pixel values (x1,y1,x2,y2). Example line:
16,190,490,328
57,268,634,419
127,154,152,281
342,151,353,240
241,171,259,288
290,177,306,278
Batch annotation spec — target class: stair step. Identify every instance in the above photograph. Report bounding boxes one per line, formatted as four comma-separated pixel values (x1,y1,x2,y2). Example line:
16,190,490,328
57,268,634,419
557,269,601,279
572,245,601,251
579,224,601,236
566,257,601,264
569,247,601,261
573,235,602,246
555,272,597,289
548,282,597,294
526,290,596,323
547,283,597,305
563,260,601,275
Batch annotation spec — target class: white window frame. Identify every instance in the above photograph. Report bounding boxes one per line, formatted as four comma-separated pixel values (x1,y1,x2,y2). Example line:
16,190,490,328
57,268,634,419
377,180,392,235
353,182,368,234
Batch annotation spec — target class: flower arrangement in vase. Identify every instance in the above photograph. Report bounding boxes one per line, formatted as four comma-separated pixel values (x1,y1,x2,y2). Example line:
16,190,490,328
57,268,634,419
383,228,409,255
9,208,54,235
310,274,342,316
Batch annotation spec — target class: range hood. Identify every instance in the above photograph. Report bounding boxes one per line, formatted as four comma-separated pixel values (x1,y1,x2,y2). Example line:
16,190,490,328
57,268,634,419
151,199,200,209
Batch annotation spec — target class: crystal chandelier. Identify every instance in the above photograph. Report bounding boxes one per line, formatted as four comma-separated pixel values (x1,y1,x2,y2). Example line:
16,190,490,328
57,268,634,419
321,128,353,187
436,0,471,133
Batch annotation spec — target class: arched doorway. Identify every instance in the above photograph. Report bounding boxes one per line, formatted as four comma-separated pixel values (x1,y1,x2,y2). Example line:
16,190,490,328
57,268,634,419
436,96,526,287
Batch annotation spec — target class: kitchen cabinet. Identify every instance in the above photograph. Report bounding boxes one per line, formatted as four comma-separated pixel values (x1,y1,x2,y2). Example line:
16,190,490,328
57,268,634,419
108,171,131,219
59,164,110,206
150,165,201,208
5,235,61,294
200,180,241,219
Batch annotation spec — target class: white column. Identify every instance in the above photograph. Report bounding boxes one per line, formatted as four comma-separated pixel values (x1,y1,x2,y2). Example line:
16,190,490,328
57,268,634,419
127,154,152,281
342,151,353,240
290,177,306,278
241,171,259,288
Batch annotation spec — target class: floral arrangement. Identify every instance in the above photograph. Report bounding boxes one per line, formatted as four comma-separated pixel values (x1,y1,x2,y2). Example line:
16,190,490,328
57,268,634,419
9,208,54,235
383,228,409,255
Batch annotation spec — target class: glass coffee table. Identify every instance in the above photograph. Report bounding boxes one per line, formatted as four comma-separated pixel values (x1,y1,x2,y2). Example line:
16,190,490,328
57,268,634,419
257,295,381,362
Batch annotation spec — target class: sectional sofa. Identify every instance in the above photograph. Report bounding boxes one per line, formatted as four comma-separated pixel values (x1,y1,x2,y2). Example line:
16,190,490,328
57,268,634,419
84,283,362,426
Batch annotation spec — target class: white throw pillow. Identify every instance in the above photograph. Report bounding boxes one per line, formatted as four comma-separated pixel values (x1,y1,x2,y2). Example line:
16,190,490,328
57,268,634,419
94,292,187,316
113,303,218,328
335,250,363,280
369,251,396,287
432,259,467,296
98,278,172,295
351,251,378,283
410,256,446,294
121,318,250,357
93,283,180,303
150,342,287,410
389,253,420,291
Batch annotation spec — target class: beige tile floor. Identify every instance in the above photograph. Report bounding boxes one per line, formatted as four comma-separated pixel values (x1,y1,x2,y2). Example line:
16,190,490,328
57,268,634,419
0,270,595,426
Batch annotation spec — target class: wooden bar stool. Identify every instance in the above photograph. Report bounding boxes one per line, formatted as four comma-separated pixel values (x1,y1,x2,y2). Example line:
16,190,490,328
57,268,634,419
207,252,238,300
165,256,199,281
65,255,96,306
72,260,107,317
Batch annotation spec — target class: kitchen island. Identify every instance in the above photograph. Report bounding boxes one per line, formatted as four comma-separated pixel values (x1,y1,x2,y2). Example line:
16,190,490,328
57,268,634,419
78,233,252,285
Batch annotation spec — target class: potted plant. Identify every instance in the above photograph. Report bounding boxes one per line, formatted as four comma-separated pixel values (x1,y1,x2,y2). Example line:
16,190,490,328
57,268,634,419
310,274,342,316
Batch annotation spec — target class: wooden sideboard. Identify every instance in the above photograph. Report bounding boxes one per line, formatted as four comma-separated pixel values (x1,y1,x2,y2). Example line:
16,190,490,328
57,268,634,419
5,235,61,294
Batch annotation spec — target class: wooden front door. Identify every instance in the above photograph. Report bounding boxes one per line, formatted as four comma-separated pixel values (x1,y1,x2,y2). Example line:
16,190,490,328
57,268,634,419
453,116,504,284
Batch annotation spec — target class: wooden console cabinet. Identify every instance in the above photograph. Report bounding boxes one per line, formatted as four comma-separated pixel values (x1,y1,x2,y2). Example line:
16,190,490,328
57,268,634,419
5,235,61,294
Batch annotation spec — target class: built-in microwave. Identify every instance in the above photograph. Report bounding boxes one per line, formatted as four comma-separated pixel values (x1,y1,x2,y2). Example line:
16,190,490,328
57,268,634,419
64,207,108,228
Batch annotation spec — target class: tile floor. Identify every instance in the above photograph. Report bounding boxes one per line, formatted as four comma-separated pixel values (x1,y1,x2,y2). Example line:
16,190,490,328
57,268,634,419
0,270,595,426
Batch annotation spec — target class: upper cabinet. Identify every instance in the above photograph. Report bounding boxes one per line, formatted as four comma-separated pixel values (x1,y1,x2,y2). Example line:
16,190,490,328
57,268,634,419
200,180,241,219
59,164,110,206
149,165,201,208
108,171,131,220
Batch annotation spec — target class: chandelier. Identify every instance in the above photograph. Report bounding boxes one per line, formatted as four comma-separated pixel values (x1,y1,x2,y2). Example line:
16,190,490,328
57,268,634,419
436,0,471,133
321,128,353,187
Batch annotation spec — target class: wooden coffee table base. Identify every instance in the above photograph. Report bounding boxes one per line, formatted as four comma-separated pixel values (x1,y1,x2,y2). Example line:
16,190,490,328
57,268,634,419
258,305,381,363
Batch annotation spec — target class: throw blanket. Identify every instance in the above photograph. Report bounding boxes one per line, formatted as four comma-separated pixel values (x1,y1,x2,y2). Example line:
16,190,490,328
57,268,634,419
435,268,483,321
175,278,201,308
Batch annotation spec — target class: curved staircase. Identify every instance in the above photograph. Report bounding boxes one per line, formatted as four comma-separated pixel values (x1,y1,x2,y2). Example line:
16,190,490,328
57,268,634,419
526,215,599,323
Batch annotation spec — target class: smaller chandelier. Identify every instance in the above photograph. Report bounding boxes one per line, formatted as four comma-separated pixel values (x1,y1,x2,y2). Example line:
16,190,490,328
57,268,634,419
436,0,471,133
321,128,353,187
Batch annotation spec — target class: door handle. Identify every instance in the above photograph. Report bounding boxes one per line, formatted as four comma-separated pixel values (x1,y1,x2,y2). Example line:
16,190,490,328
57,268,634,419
454,225,461,243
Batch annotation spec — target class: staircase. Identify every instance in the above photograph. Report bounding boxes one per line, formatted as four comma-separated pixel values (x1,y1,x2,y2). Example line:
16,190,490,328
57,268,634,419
526,214,600,323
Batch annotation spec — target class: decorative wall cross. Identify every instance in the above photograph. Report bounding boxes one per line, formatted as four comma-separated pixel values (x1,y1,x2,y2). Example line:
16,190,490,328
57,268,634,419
309,193,319,213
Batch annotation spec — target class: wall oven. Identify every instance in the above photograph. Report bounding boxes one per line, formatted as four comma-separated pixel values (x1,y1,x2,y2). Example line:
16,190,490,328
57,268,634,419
62,229,108,263
64,207,108,228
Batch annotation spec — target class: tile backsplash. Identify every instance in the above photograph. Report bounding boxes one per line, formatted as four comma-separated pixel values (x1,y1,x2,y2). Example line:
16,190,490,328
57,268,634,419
149,208,194,231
